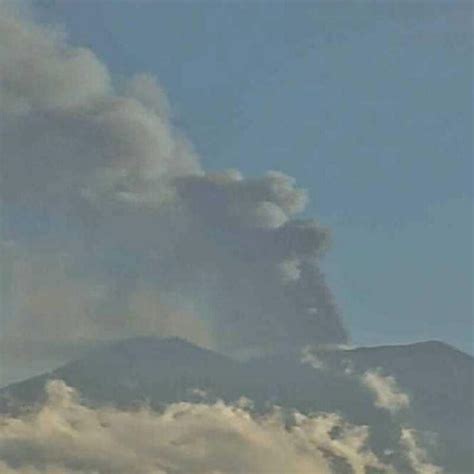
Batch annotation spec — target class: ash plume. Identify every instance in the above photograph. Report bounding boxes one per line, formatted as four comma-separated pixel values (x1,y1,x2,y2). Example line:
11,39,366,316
0,1,347,376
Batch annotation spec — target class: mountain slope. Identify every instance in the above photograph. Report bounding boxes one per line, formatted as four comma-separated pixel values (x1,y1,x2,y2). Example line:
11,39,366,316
1,337,472,473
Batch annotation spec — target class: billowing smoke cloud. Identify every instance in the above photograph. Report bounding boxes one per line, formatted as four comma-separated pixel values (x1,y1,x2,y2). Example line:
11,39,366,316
0,0,347,381
0,380,393,474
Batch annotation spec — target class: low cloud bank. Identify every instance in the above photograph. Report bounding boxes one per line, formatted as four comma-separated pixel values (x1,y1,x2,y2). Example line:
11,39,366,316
0,380,391,474
0,380,444,474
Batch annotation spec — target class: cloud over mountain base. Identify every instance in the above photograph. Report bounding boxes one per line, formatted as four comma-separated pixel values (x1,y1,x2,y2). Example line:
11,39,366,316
0,380,444,474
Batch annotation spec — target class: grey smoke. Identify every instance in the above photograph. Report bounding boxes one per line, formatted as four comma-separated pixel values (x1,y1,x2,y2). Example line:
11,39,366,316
0,2,347,378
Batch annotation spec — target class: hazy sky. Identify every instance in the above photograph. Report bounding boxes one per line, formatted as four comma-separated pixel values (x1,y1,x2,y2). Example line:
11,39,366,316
33,1,472,353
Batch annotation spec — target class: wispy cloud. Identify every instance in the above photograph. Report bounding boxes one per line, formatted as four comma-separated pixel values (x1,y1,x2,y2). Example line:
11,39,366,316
362,369,410,414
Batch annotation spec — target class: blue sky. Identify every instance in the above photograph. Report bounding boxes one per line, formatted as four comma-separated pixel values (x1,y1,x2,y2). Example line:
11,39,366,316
36,1,472,353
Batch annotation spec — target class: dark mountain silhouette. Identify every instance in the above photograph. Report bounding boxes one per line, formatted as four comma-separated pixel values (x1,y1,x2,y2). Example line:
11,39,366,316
1,337,472,473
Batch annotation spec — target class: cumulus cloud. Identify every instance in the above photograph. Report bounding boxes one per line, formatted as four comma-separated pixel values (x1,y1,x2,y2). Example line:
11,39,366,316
0,0,347,382
0,380,392,474
362,370,410,414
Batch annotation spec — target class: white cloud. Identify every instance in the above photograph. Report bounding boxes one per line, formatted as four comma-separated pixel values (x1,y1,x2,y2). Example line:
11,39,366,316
0,380,391,474
300,345,325,369
362,370,410,414
400,429,443,474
